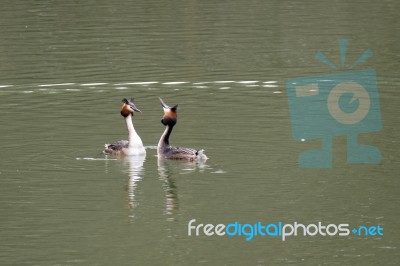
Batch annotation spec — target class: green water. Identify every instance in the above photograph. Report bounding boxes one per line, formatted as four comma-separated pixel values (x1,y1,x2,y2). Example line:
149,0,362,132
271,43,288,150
0,0,399,265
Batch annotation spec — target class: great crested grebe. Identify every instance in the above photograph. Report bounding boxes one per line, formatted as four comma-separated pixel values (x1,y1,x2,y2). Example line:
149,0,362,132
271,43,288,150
103,98,146,156
157,98,207,161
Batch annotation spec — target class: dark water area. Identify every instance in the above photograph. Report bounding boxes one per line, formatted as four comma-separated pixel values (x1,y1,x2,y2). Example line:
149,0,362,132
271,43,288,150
0,0,399,265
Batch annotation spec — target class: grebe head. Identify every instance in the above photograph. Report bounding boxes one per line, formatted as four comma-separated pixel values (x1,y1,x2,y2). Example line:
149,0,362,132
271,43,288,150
159,97,178,126
121,98,141,118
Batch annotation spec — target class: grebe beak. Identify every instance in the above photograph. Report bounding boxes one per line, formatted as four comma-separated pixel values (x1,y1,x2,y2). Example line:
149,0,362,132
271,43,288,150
159,97,169,109
129,103,141,113
122,97,142,113
159,97,178,112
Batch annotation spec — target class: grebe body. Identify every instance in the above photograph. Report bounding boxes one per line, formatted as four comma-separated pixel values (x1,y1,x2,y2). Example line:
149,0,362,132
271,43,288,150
157,98,207,161
103,98,146,156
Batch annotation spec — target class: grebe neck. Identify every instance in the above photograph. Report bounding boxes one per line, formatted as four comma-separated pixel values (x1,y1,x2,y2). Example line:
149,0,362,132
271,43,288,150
158,125,173,151
125,114,145,155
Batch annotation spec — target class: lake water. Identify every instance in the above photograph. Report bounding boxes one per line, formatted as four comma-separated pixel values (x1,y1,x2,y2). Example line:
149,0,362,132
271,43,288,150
0,0,399,265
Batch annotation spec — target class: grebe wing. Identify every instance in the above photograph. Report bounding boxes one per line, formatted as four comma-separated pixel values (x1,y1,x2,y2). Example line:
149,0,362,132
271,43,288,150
104,140,129,153
173,146,198,154
163,146,199,159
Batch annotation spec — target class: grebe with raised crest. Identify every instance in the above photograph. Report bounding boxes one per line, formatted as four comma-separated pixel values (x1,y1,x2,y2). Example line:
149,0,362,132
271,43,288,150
157,98,207,161
103,98,146,156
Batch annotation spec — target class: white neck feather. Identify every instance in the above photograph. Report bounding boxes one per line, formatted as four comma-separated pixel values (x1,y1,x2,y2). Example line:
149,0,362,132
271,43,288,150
125,115,146,155
157,126,170,154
